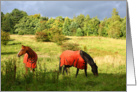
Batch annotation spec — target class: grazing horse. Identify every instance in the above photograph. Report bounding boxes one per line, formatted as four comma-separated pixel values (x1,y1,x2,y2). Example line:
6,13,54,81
17,45,38,74
59,50,98,77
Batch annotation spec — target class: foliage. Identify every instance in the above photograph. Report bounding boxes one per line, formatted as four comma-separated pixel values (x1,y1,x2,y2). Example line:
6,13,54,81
76,28,84,36
48,27,65,45
75,14,85,29
1,13,13,33
14,14,41,35
35,31,50,42
69,21,78,36
1,9,28,33
107,21,121,39
1,30,10,45
1,8,126,38
62,17,71,36
98,18,108,37
35,27,65,45
121,17,126,38
107,8,122,38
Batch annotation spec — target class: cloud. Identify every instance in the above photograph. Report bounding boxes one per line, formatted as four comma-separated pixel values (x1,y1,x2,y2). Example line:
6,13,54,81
1,1,126,20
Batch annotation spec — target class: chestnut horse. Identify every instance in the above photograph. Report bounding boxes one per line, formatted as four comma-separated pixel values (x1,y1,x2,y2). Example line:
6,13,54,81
17,45,38,74
59,50,98,77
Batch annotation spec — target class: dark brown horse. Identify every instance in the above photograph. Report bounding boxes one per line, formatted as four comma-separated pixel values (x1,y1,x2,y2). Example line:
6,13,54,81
17,45,38,74
59,50,98,77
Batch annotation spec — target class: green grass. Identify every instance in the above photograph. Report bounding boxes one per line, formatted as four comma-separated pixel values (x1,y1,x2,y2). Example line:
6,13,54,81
1,35,126,91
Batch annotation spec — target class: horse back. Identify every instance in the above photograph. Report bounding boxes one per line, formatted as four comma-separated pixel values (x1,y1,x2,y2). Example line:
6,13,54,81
60,50,86,69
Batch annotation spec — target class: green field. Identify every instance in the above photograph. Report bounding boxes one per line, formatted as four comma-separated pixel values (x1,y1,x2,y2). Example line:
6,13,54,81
1,35,126,91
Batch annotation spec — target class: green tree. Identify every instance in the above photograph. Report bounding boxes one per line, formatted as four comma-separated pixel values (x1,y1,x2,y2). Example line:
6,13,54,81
107,8,122,38
75,14,85,29
69,21,78,36
1,13,13,32
1,12,4,23
62,17,71,36
76,28,83,36
83,15,91,36
121,17,126,38
14,14,41,35
10,9,28,33
90,16,100,35
98,18,108,36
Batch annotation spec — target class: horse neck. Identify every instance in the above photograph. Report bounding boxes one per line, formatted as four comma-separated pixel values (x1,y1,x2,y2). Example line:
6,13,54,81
26,47,35,59
85,57,95,68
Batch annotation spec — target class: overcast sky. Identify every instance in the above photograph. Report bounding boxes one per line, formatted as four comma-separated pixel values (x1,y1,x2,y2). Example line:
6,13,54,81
1,1,126,20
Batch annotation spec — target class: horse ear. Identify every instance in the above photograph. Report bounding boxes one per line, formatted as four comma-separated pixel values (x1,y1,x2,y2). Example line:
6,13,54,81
22,45,25,48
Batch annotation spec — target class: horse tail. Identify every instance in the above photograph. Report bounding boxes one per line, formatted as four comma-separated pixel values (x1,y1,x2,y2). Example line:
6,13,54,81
59,58,62,73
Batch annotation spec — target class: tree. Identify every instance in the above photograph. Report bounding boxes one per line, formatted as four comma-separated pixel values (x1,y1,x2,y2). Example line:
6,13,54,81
121,17,126,38
62,17,71,36
69,21,78,36
75,14,85,29
107,8,122,38
90,16,100,35
76,28,83,36
10,9,28,33
1,12,4,23
83,15,92,36
14,14,41,35
1,13,13,32
98,17,108,36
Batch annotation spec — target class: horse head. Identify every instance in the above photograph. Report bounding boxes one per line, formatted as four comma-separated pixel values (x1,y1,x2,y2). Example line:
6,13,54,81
17,45,27,57
91,63,98,76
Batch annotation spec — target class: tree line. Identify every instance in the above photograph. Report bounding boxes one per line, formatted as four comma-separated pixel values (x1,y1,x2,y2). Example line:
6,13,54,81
1,8,126,39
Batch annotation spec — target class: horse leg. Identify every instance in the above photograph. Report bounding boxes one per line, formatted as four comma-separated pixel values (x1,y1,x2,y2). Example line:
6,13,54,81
59,58,62,73
66,67,70,75
76,68,79,77
33,68,35,73
84,68,87,77
59,66,62,73
66,67,69,75
63,66,66,75
84,63,87,77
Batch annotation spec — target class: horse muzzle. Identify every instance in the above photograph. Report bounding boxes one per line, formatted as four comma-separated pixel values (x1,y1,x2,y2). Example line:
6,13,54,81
17,54,21,57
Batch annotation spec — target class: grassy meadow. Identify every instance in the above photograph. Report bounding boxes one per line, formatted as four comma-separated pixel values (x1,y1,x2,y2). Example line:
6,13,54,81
1,35,126,91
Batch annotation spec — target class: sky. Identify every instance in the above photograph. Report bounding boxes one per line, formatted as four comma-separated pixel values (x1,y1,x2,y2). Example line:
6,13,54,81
1,1,126,20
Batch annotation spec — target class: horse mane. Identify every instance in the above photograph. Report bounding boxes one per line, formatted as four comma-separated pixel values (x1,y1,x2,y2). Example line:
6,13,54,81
80,50,95,66
25,46,35,59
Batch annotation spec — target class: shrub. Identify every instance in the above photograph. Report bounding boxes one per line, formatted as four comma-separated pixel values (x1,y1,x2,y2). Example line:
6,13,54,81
35,31,50,42
1,30,10,45
61,42,81,52
35,28,65,45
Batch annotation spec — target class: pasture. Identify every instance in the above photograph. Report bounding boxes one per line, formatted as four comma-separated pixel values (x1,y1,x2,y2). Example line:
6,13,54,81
1,35,126,91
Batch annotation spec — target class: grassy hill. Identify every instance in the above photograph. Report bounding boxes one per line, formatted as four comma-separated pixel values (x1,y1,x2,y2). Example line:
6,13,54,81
1,35,126,91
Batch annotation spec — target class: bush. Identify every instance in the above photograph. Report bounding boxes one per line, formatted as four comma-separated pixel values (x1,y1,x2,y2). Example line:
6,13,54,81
35,28,65,45
1,31,10,45
48,28,65,45
61,42,81,52
35,31,50,42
